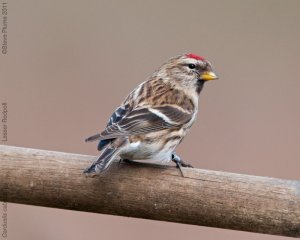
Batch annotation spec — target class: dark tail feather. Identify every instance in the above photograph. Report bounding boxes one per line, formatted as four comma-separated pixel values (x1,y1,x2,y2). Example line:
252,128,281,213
85,133,101,142
98,139,115,151
84,147,119,174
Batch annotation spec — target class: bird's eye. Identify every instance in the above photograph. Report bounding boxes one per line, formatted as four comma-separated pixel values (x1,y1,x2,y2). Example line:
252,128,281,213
188,64,196,69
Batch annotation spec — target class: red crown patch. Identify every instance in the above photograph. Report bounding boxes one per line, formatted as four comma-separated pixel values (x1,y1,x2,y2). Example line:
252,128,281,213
185,53,205,61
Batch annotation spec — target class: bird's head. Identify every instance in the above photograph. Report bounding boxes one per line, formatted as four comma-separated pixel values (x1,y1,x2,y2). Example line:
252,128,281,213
157,53,218,94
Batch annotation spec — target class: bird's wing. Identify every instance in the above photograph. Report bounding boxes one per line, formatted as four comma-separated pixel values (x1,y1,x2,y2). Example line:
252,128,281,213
85,104,130,143
87,106,192,141
106,104,130,127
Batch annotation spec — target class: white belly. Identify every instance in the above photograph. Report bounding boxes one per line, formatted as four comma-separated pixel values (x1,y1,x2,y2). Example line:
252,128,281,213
119,132,183,165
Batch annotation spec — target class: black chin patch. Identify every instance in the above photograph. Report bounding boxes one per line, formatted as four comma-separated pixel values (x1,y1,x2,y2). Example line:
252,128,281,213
196,79,205,94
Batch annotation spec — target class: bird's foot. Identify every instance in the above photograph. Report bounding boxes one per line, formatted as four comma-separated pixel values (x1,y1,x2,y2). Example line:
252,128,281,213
122,159,134,164
172,153,193,168
118,159,135,166
172,153,193,177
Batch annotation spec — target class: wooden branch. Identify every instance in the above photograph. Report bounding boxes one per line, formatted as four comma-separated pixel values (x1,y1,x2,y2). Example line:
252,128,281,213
0,145,299,237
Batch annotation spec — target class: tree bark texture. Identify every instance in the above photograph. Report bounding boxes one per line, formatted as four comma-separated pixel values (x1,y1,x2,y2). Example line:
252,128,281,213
0,145,299,237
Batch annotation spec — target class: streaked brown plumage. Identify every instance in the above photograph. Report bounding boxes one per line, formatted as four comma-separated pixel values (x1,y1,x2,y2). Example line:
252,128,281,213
85,53,218,174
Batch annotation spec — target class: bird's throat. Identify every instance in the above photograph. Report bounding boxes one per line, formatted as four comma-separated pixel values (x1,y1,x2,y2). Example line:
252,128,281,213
196,79,205,94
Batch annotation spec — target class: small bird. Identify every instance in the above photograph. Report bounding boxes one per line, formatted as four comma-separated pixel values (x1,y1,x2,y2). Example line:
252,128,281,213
84,53,218,175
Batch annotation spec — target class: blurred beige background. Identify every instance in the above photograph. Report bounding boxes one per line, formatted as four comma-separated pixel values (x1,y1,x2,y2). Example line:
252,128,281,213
1,0,300,239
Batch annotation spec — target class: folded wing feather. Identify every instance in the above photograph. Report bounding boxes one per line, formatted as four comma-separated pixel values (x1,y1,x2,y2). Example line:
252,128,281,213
97,106,192,140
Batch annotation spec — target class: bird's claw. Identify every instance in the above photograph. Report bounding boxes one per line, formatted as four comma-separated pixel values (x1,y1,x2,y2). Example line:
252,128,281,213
171,153,193,177
179,161,193,168
172,153,193,168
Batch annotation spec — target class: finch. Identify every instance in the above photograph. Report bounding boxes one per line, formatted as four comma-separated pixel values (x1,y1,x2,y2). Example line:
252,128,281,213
84,53,218,174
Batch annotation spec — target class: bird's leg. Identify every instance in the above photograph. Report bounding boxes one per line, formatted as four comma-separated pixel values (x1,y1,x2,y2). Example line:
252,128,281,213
122,159,134,164
119,159,138,166
118,158,133,167
118,158,122,166
172,153,193,177
172,153,193,168
118,159,134,169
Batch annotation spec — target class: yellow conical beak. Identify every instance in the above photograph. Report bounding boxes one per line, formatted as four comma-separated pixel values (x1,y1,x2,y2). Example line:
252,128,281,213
199,71,218,81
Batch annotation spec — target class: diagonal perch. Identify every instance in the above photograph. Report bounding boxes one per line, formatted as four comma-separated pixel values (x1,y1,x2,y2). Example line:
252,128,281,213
0,145,299,237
